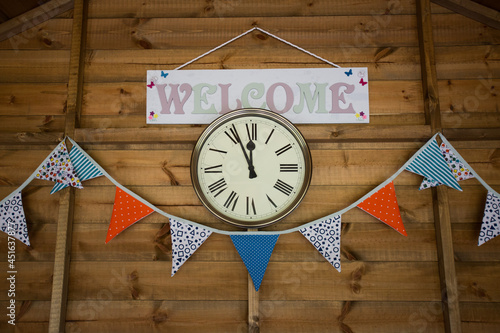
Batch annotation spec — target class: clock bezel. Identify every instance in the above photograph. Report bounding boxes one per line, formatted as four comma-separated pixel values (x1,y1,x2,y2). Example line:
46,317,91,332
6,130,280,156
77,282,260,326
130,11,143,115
190,108,312,228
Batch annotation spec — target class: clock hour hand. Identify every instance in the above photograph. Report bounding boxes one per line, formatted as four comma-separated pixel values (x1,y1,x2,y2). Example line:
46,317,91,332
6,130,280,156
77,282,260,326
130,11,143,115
246,140,257,179
231,124,257,179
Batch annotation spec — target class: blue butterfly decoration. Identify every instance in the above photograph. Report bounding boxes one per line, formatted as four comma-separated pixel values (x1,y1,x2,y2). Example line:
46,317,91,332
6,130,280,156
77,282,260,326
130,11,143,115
161,71,169,78
344,69,353,77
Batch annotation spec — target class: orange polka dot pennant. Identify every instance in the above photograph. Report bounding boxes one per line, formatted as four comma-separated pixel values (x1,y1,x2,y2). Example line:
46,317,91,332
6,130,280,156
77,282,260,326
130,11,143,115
106,187,154,243
356,181,407,236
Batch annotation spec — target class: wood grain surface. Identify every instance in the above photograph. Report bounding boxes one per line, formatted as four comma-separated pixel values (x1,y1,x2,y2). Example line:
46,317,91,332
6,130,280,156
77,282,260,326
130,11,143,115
0,0,499,332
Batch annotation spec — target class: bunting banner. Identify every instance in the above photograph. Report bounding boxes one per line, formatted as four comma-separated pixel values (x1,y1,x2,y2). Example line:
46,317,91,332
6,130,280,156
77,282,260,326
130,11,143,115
405,139,462,191
1,133,499,291
35,141,83,190
478,191,500,246
420,142,475,190
0,191,30,246
357,181,407,236
105,187,155,243
170,218,213,276
300,215,342,272
51,144,104,194
230,234,279,291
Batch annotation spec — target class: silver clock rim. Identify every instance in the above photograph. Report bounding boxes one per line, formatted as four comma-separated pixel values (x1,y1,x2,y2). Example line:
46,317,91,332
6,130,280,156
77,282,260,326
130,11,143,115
190,108,312,229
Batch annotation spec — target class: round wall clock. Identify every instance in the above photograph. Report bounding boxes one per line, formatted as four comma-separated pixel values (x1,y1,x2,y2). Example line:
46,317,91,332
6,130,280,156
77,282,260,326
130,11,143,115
191,108,312,228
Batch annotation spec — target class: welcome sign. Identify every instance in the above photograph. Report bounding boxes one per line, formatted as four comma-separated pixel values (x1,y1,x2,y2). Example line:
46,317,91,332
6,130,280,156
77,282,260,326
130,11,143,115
146,68,369,124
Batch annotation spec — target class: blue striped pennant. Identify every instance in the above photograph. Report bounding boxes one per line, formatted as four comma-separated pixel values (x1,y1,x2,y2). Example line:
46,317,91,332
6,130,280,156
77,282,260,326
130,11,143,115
406,139,462,191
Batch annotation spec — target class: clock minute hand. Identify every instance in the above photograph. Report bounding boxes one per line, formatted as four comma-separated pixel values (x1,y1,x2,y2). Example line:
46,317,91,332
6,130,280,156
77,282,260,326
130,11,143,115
231,124,257,179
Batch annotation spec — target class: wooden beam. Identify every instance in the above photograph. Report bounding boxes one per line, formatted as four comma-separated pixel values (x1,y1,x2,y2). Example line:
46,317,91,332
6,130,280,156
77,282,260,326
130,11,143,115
247,228,260,333
417,1,462,333
48,0,87,332
431,0,500,30
0,0,74,42
248,275,260,333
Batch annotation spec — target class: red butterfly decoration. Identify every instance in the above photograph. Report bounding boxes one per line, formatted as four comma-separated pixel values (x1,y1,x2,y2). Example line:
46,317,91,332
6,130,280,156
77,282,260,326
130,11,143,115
147,81,155,89
359,78,367,86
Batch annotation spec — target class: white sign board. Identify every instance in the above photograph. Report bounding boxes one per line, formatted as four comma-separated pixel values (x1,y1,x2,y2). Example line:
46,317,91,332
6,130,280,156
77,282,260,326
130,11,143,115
146,68,369,124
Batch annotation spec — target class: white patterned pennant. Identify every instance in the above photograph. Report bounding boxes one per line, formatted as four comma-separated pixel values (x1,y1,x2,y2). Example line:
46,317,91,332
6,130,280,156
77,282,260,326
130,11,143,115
478,191,500,246
51,144,104,194
0,191,30,246
170,218,212,276
299,215,341,272
35,141,83,190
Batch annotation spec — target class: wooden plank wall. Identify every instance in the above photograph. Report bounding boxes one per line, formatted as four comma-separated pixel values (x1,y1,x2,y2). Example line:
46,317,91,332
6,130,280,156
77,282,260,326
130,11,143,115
0,0,498,332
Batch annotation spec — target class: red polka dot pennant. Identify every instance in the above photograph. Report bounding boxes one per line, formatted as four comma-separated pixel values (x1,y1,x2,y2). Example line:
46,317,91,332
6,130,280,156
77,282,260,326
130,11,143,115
357,181,407,236
106,187,154,243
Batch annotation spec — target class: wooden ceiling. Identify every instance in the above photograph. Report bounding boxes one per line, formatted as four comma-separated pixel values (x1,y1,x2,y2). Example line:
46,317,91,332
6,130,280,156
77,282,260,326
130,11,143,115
0,0,498,24
473,0,500,12
0,0,49,24
0,0,498,38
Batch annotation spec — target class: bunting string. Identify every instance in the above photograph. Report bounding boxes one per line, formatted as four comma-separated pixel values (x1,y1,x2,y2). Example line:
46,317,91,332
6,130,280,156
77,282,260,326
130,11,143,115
2,133,497,237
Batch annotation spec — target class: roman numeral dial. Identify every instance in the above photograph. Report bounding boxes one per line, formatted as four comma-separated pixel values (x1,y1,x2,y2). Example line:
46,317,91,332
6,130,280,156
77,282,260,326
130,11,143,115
191,109,311,228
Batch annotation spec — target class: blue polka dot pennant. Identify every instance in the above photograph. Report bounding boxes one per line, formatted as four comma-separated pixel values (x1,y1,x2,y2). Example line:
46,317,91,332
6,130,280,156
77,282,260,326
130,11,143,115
230,234,279,291
170,218,213,276
300,215,341,272
0,191,30,246
478,191,500,246
406,139,462,191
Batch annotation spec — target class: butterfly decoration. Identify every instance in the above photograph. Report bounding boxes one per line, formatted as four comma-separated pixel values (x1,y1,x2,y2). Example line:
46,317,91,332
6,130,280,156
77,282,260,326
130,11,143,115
161,71,169,78
359,78,367,86
344,69,353,77
147,81,155,89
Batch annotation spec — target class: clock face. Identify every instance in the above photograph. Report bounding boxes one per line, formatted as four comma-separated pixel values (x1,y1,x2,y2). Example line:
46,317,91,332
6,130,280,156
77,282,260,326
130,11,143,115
191,108,312,228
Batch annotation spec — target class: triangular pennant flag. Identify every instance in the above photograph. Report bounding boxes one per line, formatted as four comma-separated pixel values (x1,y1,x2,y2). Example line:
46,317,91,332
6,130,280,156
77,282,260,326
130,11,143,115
51,144,104,194
35,141,83,190
406,139,462,191
420,142,474,190
357,181,407,236
230,234,279,291
478,191,500,246
105,187,154,243
0,191,30,246
299,215,341,272
170,218,212,276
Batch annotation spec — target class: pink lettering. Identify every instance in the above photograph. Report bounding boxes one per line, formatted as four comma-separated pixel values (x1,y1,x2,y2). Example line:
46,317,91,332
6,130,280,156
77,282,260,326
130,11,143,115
156,83,192,114
329,83,355,114
266,82,294,114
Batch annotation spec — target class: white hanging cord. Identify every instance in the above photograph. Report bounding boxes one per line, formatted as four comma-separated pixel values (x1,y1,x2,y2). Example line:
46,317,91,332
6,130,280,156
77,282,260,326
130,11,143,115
173,26,341,71
174,27,257,70
253,27,341,68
